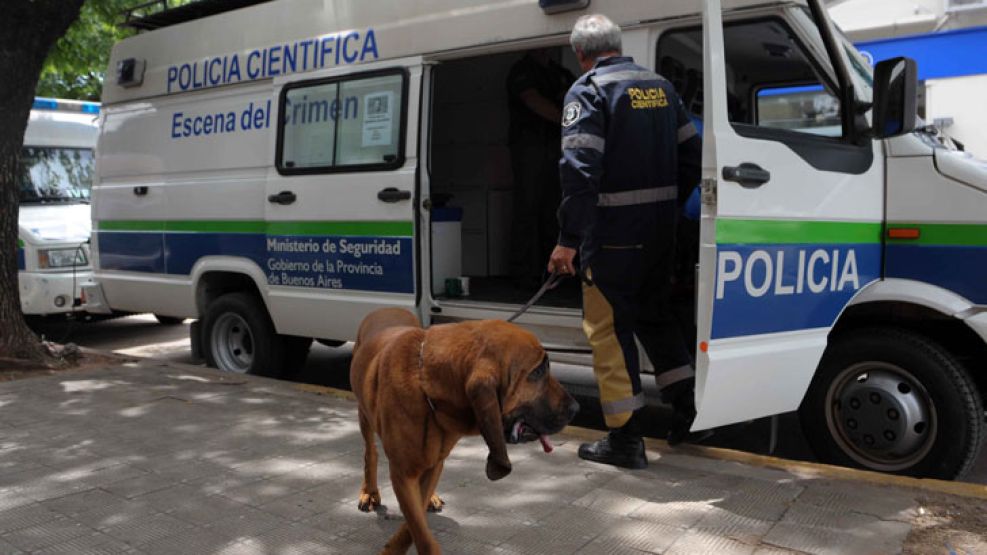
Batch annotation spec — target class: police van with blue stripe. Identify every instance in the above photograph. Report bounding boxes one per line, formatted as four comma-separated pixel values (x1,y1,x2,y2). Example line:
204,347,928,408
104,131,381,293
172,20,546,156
18,98,99,317
87,0,987,479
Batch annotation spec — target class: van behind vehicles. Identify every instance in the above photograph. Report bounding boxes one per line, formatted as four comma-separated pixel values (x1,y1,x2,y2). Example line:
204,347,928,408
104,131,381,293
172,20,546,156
18,98,99,317
90,0,987,480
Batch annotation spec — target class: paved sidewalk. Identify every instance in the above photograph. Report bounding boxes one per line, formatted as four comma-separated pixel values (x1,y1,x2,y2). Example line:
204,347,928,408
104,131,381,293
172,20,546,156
0,360,979,554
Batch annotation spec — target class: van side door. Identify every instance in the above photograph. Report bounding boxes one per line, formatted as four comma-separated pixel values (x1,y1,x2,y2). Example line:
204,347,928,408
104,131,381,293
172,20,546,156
685,3,883,430
266,59,422,340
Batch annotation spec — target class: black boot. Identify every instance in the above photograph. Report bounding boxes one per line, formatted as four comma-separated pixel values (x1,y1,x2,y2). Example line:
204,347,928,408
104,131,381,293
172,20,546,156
578,412,647,469
666,404,695,447
666,392,712,446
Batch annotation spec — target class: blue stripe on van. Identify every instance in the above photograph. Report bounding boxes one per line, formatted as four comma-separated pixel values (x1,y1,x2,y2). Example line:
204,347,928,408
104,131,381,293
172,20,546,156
17,248,25,271
885,244,987,305
712,243,882,339
97,232,165,274
97,231,414,294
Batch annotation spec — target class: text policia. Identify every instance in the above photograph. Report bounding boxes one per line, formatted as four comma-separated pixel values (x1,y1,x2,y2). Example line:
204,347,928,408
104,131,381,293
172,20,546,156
166,28,380,94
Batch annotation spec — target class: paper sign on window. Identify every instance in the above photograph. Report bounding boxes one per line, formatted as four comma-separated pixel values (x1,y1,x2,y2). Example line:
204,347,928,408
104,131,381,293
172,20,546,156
362,91,394,147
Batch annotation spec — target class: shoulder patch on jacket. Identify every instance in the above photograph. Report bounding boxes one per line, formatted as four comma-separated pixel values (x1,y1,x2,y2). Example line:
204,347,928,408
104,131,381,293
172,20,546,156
562,102,581,127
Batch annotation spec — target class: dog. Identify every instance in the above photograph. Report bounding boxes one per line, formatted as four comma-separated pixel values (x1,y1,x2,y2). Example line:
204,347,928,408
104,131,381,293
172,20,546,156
350,308,579,555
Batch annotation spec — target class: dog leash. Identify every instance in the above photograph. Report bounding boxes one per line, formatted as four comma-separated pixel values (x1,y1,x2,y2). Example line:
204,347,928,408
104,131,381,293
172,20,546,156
506,271,566,323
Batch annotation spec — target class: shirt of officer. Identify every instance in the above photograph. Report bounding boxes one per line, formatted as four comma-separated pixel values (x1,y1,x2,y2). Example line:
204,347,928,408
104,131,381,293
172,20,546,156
506,51,574,143
506,50,576,282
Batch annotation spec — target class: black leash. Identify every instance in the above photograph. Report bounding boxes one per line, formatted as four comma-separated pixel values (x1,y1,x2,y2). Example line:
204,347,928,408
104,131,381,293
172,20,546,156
506,272,566,323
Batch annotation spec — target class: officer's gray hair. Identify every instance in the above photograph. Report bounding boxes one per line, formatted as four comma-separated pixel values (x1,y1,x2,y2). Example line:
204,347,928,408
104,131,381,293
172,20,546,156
570,14,622,59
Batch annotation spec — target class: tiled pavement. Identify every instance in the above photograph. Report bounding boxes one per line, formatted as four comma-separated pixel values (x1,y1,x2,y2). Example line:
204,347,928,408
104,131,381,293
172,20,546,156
0,360,950,554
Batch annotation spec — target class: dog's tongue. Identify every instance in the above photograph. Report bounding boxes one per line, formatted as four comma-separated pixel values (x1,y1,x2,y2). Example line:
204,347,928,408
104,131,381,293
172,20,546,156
538,434,553,453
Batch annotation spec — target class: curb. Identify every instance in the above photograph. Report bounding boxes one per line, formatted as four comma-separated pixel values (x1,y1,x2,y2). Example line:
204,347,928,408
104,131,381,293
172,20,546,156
294,382,987,501
562,427,987,501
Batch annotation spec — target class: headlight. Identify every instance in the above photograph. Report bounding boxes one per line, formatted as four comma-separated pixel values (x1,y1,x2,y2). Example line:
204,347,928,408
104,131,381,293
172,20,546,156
38,248,87,269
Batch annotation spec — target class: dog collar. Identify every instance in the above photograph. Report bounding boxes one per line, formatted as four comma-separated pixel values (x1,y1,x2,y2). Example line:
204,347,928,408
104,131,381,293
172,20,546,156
418,339,437,413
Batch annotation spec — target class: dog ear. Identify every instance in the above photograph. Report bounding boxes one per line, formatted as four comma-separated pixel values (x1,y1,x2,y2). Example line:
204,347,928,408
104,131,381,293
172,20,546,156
466,361,511,481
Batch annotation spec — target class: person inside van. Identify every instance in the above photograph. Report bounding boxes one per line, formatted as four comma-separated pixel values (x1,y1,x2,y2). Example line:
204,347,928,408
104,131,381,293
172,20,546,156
506,48,575,289
548,14,704,469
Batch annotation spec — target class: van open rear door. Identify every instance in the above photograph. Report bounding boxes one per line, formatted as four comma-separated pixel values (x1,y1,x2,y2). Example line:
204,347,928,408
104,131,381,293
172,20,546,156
266,58,424,340
692,0,884,430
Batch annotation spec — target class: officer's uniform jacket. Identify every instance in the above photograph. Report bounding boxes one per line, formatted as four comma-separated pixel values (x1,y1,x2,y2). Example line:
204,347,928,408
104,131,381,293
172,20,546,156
558,56,702,264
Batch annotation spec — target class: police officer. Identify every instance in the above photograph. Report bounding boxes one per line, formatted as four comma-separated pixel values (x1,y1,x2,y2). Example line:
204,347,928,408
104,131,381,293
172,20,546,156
507,49,575,288
548,14,703,469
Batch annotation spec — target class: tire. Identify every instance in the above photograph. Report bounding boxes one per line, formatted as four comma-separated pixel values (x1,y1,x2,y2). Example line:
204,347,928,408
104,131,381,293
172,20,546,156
202,292,285,376
799,328,985,480
154,314,185,325
283,336,313,373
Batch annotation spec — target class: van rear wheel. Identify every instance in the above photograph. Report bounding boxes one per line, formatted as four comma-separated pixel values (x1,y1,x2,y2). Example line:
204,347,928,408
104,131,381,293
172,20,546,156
799,328,984,480
203,292,284,376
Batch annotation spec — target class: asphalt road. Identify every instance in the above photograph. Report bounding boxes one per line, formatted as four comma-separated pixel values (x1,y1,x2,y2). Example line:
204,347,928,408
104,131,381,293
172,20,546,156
30,314,987,485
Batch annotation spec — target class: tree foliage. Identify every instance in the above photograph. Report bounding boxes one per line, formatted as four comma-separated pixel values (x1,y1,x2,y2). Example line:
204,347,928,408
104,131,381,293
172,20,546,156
37,0,196,101
35,1,135,100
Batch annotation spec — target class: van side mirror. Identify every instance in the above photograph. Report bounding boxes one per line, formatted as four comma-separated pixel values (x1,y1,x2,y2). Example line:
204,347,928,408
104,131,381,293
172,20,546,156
871,57,918,139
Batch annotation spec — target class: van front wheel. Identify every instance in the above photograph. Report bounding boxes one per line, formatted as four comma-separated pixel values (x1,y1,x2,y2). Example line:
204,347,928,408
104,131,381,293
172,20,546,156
203,293,284,376
799,328,984,480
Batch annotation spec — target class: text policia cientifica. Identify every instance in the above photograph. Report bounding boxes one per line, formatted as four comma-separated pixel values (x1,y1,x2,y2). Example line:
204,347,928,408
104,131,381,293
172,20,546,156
167,29,380,94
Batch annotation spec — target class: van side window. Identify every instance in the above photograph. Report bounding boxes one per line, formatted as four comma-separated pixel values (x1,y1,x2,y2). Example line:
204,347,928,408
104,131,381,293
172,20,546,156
657,19,842,138
277,71,405,173
756,85,840,137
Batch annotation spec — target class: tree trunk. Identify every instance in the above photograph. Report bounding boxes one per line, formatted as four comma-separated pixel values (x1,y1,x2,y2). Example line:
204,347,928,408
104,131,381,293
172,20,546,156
0,0,86,365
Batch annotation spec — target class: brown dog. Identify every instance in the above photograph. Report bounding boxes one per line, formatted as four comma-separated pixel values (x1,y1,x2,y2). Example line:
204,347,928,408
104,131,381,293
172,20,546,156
350,308,578,555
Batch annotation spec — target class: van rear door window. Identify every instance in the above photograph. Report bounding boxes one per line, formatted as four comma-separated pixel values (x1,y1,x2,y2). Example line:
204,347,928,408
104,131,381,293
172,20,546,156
282,82,339,169
277,70,406,174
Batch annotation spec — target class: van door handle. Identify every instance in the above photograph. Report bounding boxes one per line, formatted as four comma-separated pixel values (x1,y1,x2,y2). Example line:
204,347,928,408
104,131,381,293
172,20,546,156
133,186,148,196
267,190,297,205
377,187,412,203
723,163,771,188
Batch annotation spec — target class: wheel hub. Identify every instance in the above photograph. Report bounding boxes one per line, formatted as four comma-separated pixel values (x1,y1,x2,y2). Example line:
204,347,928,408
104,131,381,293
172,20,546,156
211,313,254,373
829,364,935,470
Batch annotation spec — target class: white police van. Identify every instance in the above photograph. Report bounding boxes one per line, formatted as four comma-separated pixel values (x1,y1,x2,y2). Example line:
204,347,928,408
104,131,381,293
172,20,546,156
88,0,987,479
18,98,99,317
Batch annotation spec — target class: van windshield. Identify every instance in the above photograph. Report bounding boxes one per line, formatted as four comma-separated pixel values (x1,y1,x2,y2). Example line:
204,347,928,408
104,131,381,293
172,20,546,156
796,6,873,104
840,34,874,104
19,147,93,203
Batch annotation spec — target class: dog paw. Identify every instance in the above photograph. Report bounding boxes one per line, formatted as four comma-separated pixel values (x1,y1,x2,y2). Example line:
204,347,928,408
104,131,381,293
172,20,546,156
486,456,512,481
427,494,445,513
357,491,381,512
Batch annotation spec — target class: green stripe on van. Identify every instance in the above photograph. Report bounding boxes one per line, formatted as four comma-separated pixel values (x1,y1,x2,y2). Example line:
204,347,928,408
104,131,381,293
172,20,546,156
168,220,266,233
17,239,24,248
887,223,987,246
97,220,413,237
717,219,882,245
98,220,167,232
